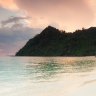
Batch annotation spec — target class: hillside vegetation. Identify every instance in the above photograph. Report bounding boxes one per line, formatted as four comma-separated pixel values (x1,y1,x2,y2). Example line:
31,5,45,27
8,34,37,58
16,26,96,56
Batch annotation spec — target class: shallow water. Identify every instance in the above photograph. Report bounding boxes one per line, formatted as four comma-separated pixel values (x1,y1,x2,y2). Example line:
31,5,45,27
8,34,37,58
0,56,96,96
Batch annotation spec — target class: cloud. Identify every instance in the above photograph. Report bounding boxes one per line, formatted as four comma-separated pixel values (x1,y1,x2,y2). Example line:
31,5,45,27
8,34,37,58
14,0,94,31
0,0,18,10
0,24,41,56
0,0,95,31
0,0,96,56
1,16,30,27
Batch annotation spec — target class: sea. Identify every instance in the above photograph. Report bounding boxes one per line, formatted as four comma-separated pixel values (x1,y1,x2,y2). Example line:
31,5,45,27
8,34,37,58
0,56,96,96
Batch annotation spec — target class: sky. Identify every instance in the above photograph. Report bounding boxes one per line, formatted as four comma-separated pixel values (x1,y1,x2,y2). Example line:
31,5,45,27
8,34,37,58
0,0,96,56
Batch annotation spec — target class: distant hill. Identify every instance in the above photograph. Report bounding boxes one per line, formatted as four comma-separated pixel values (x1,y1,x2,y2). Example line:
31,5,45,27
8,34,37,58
16,26,96,56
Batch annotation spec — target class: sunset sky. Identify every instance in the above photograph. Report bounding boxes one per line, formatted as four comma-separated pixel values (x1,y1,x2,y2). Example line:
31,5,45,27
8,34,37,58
0,0,96,56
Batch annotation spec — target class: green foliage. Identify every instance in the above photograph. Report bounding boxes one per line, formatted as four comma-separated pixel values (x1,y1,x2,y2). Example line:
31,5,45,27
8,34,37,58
16,26,96,56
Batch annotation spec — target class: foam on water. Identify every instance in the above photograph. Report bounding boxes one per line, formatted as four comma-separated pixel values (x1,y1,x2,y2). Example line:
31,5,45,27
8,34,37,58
0,57,96,96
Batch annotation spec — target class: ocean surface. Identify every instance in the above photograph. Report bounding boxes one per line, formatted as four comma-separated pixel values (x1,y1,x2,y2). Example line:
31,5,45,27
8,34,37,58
0,56,96,96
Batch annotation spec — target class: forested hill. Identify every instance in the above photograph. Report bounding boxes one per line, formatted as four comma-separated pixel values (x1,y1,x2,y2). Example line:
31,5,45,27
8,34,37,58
16,26,96,56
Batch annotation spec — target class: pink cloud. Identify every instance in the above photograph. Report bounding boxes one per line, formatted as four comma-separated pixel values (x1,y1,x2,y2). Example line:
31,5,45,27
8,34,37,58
14,0,94,31
0,0,18,10
0,0,95,31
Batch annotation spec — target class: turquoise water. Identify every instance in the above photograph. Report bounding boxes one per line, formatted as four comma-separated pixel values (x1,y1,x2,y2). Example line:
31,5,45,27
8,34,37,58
0,57,96,96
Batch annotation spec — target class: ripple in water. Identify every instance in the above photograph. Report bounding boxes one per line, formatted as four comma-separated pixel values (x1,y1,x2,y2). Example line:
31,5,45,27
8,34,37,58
0,56,96,96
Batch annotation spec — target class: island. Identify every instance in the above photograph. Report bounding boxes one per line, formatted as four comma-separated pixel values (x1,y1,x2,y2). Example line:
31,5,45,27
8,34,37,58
16,26,96,56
